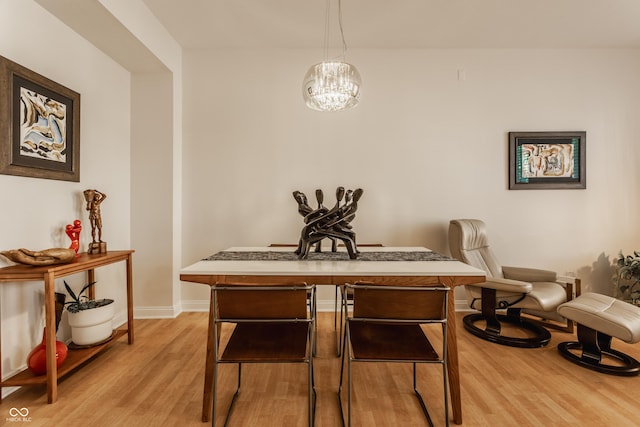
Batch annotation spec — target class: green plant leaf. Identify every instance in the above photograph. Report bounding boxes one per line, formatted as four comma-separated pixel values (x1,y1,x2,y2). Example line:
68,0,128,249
64,280,98,311
64,280,79,303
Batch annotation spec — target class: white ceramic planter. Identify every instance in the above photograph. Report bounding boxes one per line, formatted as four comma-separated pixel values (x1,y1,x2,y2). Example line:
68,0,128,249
67,299,115,345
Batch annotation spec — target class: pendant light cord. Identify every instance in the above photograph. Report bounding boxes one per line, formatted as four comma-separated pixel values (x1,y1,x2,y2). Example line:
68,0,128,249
323,0,348,62
338,0,347,61
323,0,330,61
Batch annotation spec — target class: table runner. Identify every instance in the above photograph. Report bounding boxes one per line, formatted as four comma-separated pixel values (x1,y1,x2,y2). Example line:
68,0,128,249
204,250,455,262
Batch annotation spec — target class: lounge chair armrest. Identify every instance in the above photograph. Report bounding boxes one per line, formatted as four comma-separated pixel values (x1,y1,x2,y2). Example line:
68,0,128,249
477,277,533,293
502,266,557,282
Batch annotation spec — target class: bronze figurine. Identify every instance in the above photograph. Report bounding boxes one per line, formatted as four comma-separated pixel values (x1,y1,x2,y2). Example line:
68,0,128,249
83,189,107,254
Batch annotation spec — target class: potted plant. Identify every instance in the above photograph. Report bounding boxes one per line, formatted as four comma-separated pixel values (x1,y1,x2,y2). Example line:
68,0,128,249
64,280,115,346
614,250,640,306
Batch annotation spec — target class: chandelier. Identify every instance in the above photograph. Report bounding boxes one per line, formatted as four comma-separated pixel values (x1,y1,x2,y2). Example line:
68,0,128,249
302,0,361,112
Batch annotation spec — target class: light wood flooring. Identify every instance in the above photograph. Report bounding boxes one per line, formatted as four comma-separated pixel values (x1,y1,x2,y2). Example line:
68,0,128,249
2,311,639,427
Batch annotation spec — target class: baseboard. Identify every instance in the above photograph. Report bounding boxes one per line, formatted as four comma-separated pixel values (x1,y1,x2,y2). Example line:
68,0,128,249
180,300,210,313
1,383,20,400
132,305,181,319
455,300,474,312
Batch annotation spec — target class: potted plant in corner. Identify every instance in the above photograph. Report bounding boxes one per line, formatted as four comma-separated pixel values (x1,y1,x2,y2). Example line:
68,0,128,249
64,280,115,346
615,250,640,306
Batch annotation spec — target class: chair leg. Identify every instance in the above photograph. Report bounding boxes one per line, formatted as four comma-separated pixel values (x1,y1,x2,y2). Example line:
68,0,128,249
412,362,436,427
309,294,317,357
309,355,317,427
212,355,218,426
339,295,346,357
347,348,352,427
212,363,242,427
482,289,502,335
337,322,352,427
336,285,350,357
335,285,341,356
442,361,449,427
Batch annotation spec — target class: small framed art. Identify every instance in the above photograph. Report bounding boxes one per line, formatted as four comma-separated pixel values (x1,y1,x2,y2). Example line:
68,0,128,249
508,131,586,190
0,55,80,182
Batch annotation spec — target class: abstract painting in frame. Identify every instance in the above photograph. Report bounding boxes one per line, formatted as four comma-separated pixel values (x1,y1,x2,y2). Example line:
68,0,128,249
509,131,586,190
0,55,80,182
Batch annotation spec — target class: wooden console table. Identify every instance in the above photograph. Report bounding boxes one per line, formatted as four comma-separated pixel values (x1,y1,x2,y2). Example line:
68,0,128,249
0,250,134,403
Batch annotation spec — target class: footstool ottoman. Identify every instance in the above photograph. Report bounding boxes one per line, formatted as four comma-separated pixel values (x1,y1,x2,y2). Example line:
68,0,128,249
556,292,640,376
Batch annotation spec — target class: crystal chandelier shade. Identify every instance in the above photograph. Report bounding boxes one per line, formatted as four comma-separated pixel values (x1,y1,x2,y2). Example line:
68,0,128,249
302,0,361,112
303,61,361,112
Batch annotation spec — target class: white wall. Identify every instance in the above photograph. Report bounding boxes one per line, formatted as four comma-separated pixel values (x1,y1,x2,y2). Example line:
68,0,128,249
0,0,131,391
181,48,640,307
130,72,175,315
32,0,185,318
99,0,184,318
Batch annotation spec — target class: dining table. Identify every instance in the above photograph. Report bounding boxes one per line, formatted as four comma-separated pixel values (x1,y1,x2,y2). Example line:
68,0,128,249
180,246,486,424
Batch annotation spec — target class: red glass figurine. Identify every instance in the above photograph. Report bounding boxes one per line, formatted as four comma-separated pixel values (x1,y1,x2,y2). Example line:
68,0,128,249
66,219,82,255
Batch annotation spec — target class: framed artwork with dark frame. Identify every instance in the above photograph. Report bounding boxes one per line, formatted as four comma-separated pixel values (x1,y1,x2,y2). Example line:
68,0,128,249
508,131,586,190
0,55,80,182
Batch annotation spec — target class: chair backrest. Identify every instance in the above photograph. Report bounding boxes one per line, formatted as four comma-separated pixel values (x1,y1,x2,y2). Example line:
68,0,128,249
349,282,448,321
448,219,503,279
214,283,312,320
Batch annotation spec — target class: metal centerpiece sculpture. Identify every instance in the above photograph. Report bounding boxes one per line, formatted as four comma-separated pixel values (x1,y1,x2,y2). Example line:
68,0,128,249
293,187,363,259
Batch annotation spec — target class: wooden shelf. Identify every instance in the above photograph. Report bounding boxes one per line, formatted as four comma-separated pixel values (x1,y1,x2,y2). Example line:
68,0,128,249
1,329,128,387
0,250,134,403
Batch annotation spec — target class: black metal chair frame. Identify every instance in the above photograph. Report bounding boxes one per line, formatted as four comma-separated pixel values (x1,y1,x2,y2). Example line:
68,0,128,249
212,283,317,427
334,284,352,356
337,282,450,427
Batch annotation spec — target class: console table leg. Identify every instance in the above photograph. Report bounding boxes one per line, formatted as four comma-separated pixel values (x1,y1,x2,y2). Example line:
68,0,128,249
44,272,58,403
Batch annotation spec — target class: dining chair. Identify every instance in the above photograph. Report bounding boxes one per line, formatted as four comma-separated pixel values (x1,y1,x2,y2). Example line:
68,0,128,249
338,281,450,427
334,243,384,357
211,282,316,427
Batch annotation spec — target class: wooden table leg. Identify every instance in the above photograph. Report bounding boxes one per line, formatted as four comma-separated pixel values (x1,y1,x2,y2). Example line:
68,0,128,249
201,289,216,422
44,272,58,404
442,276,463,425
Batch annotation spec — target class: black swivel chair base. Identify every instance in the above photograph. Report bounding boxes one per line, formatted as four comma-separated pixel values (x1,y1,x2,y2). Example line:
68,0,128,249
555,294,640,376
557,342,640,376
557,324,640,377
463,312,552,348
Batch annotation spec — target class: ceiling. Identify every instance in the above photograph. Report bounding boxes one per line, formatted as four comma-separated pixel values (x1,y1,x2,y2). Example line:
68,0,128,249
141,0,640,50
